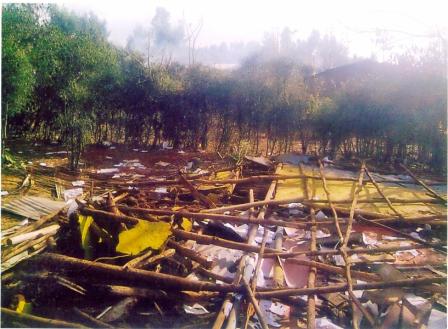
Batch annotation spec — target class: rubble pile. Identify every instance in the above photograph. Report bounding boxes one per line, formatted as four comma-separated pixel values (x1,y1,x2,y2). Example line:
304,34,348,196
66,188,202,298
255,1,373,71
1,151,447,328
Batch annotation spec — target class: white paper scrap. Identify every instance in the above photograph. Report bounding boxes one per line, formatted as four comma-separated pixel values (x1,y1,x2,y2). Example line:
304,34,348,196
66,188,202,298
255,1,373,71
183,303,209,315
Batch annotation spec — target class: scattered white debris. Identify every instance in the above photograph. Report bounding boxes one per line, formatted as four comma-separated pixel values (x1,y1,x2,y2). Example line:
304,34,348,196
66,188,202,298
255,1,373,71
315,317,344,329
316,211,328,220
97,168,119,174
18,151,23,154
67,200,79,217
72,180,85,187
305,230,330,239
284,227,299,237
132,148,139,152
362,233,379,246
63,188,83,202
45,151,68,155
28,161,33,164
154,187,168,194
183,303,209,315
162,141,173,150
333,255,345,266
140,150,148,153
156,161,170,167
39,162,47,167
288,203,303,208
223,300,233,317
1,191,9,196
178,150,185,154
395,249,420,257
106,156,113,160
102,141,112,147
109,146,116,150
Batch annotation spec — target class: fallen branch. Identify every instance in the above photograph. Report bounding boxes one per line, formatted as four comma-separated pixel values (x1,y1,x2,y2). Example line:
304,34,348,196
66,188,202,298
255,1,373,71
173,229,277,254
73,307,113,328
1,307,86,328
179,172,216,208
400,164,447,203
31,253,238,292
264,243,431,258
167,240,213,268
119,205,308,229
256,276,445,298
242,278,269,329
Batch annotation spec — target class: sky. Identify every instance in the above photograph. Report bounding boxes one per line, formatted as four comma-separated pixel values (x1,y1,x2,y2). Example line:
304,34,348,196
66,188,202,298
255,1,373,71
58,0,447,58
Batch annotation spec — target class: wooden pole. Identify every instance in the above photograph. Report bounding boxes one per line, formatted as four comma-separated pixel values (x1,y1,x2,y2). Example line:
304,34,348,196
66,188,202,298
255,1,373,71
318,160,344,240
73,307,114,328
287,259,380,282
242,278,270,329
179,172,217,208
167,240,213,268
214,166,281,329
118,205,311,229
298,163,317,329
116,173,443,188
356,215,446,253
256,277,445,298
173,229,277,254
32,253,238,292
400,163,446,203
1,307,86,328
364,166,404,218
201,197,440,215
264,243,431,258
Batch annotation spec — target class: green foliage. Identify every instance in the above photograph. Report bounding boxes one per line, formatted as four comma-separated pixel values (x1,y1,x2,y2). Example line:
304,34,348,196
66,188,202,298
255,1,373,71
1,4,446,173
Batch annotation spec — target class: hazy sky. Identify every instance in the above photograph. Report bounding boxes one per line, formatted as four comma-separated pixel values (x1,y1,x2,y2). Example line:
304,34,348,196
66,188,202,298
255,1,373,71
61,0,447,58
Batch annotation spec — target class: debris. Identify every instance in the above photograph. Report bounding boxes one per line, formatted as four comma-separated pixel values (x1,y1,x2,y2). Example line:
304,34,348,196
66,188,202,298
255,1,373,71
97,168,119,174
183,303,210,315
162,141,173,150
2,196,66,220
155,161,170,167
245,155,273,168
63,188,83,202
6,224,60,245
99,297,139,322
1,150,446,329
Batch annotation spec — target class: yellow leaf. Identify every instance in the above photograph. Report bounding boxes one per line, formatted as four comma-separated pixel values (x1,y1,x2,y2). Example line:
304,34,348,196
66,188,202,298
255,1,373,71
181,218,192,232
15,294,32,314
116,221,172,255
78,215,94,259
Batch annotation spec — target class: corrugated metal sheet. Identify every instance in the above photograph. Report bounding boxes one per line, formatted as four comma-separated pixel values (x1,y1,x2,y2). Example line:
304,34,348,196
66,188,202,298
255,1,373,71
1,196,65,220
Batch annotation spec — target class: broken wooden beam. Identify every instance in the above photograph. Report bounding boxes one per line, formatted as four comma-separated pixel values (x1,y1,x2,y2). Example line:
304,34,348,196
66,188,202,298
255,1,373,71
31,253,238,292
118,205,308,229
1,307,86,328
400,163,447,203
256,276,446,298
